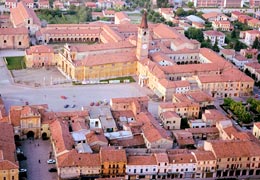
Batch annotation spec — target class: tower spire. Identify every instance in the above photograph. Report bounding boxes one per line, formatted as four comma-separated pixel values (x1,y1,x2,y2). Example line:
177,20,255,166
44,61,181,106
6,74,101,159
140,10,148,29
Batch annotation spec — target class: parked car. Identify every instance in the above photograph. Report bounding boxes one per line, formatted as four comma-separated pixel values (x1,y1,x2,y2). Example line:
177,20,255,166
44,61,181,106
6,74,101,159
71,104,76,108
64,104,69,108
17,154,27,161
19,169,27,173
47,159,56,164
48,168,57,172
16,148,23,154
60,96,67,99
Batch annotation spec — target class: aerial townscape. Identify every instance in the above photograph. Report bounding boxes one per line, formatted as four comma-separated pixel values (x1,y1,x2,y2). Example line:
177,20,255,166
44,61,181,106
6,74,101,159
2,0,260,180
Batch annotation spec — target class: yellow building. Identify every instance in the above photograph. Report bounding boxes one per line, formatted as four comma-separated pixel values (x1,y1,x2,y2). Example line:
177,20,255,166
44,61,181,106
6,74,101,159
57,42,137,81
158,101,200,119
192,151,216,179
196,68,254,98
204,140,260,178
9,105,48,139
25,45,55,68
0,122,19,180
100,147,127,177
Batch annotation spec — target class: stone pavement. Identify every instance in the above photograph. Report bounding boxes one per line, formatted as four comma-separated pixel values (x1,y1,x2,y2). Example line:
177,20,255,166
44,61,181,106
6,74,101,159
19,139,57,180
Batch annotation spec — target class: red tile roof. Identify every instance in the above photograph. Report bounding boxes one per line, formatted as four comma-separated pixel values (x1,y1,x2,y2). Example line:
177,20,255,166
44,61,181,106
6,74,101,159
10,2,40,27
127,155,156,165
100,147,127,163
57,149,100,168
26,45,54,55
50,120,74,155
0,27,28,35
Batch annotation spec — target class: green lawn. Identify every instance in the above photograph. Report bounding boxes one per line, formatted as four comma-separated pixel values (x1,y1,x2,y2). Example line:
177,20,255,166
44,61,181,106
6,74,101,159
5,56,26,70
100,76,136,83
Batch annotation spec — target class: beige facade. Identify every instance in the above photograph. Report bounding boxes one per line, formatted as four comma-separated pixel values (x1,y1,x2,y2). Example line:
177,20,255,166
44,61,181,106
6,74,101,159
0,27,29,49
196,74,254,98
25,45,55,68
253,122,260,139
159,102,200,119
9,105,47,139
159,111,181,130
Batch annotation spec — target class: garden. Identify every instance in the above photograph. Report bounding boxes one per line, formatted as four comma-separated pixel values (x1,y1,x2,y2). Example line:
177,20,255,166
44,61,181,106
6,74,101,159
5,56,26,70
222,97,260,125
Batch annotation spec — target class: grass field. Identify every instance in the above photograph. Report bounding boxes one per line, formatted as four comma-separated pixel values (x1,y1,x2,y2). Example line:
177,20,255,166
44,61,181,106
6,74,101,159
5,56,26,70
127,13,141,24
100,76,136,83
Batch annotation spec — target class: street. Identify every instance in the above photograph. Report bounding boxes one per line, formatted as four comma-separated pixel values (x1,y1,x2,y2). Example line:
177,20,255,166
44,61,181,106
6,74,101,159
19,139,57,180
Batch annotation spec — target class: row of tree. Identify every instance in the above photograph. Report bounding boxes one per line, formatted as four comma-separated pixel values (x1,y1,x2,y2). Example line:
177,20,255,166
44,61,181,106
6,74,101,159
247,98,260,114
223,98,252,124
37,6,92,24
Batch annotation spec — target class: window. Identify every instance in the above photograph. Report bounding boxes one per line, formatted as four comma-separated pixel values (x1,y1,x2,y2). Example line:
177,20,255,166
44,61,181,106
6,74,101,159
4,40,6,43
18,41,21,45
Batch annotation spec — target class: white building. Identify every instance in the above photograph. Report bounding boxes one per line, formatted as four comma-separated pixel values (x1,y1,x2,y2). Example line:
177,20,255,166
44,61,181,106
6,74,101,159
126,155,157,180
203,30,225,46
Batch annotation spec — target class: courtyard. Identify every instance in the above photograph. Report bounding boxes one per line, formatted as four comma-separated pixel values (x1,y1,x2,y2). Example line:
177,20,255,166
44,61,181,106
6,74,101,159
12,67,68,87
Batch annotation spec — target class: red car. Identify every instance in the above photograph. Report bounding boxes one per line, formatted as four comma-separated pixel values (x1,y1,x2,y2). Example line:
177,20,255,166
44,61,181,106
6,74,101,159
60,96,67,99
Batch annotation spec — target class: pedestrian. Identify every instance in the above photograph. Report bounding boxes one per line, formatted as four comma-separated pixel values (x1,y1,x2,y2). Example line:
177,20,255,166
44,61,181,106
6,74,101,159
38,143,39,146
38,159,41,163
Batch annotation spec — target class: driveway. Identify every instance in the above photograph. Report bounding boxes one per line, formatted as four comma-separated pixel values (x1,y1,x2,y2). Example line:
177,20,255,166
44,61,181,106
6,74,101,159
19,139,57,180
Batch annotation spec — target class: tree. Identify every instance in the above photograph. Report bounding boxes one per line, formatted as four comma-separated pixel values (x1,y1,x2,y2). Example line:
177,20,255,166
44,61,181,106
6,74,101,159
212,40,220,52
231,29,236,39
157,0,169,8
252,37,259,49
187,2,194,8
223,97,234,106
166,21,173,27
234,40,246,51
175,8,186,17
185,27,204,42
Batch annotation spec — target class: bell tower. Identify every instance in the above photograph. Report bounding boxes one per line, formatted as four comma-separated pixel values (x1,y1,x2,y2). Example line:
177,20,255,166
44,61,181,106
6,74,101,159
136,10,149,60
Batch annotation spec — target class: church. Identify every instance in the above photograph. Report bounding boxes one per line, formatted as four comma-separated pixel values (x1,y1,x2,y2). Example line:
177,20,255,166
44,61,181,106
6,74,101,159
57,12,150,82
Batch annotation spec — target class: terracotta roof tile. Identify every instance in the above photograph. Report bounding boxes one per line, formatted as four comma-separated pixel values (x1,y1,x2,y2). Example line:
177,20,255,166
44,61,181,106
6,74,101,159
127,155,156,165
100,147,127,163
57,149,100,168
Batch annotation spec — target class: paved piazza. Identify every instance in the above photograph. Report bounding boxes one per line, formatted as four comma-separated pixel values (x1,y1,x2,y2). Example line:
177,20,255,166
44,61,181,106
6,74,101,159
0,57,159,117
12,67,67,87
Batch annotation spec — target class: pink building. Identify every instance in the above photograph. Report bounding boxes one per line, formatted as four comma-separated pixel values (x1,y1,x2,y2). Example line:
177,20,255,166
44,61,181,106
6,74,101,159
250,0,260,7
193,0,242,7
5,0,17,9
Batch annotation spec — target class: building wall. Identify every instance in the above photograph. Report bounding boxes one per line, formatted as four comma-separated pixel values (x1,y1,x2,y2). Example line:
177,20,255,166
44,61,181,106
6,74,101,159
20,116,41,138
0,33,29,49
59,167,79,179
101,161,126,176
0,169,19,180
197,79,254,98
126,164,157,177
160,116,181,130
26,52,55,68
253,124,260,139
